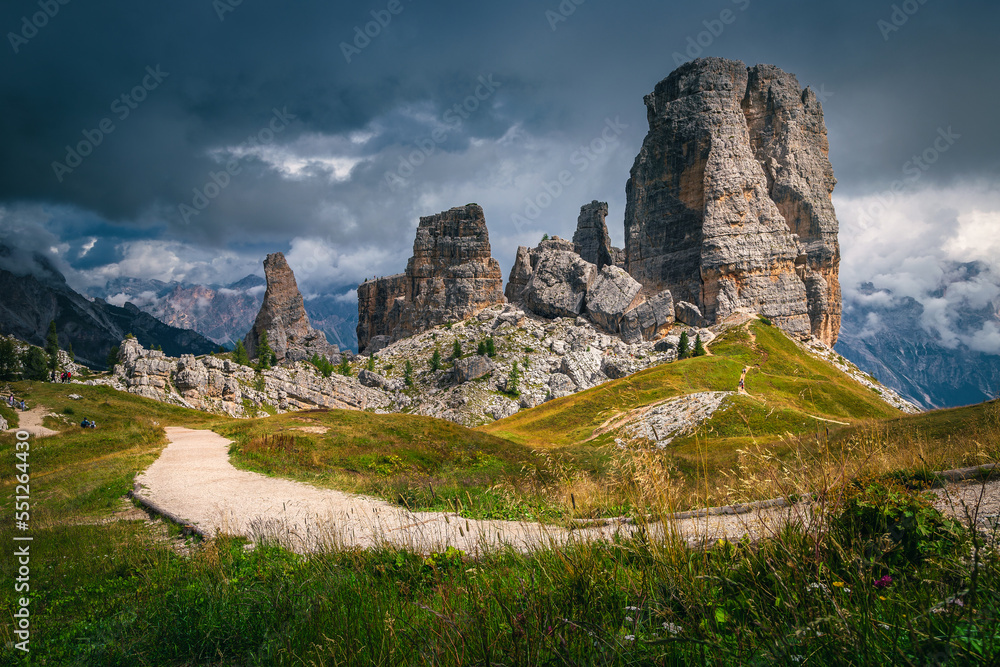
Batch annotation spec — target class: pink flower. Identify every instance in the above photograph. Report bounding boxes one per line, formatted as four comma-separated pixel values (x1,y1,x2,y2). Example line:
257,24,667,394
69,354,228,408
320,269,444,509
873,575,893,589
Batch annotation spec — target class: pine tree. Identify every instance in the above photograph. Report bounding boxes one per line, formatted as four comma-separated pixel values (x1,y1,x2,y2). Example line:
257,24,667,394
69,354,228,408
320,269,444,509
106,345,120,370
0,338,21,380
45,320,60,372
430,349,441,371
541,234,549,242
404,360,414,386
22,347,48,381
485,338,496,358
233,340,250,366
677,331,690,360
693,334,706,357
366,355,376,372
256,332,274,370
337,355,351,376
506,361,520,397
452,339,462,359
477,341,487,356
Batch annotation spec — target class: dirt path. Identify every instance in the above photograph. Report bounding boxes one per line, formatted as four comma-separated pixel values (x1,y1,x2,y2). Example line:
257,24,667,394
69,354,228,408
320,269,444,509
135,428,1000,555
4,404,59,437
134,428,808,554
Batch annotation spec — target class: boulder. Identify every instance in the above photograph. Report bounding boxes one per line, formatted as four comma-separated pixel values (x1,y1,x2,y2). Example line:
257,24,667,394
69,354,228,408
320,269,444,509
522,249,598,319
585,265,642,334
675,301,705,327
453,355,495,383
547,373,577,399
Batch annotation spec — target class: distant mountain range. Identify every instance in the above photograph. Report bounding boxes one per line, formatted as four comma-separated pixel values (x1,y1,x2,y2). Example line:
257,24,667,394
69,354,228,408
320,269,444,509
0,246,217,369
836,268,1000,410
88,275,359,352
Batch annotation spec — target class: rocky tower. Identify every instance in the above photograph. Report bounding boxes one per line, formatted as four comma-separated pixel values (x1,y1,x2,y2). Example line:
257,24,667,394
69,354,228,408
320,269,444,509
572,201,623,270
244,253,337,362
356,204,505,353
624,58,841,345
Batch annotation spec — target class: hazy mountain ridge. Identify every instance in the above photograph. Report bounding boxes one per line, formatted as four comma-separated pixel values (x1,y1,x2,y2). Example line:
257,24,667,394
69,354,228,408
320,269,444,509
836,266,1000,409
89,274,359,352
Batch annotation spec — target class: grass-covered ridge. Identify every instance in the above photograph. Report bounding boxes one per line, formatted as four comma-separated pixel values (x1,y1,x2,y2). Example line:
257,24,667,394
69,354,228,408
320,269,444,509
481,321,900,449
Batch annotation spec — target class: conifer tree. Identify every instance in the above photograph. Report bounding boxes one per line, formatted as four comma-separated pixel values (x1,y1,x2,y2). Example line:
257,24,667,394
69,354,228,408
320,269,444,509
256,332,274,370
233,340,250,366
452,339,462,359
430,349,441,371
678,331,690,360
106,345,120,370
693,334,707,357
0,338,20,380
45,320,60,372
404,359,414,386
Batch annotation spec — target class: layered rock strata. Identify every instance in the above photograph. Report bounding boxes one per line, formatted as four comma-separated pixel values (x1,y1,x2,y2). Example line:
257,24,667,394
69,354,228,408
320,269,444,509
244,253,337,362
357,204,505,353
624,57,841,346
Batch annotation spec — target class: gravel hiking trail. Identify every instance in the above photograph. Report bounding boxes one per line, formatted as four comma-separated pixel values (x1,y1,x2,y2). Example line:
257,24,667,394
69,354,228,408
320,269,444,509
134,428,1000,555
4,404,59,437
134,428,809,554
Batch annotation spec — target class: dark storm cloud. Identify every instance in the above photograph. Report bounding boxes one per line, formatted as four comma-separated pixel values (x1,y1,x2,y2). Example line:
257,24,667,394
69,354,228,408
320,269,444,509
1,0,997,296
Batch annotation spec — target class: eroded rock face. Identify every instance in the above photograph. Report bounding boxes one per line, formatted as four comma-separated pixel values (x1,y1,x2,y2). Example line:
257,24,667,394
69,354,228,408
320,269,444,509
244,253,337,362
585,265,642,334
357,204,504,353
624,57,841,345
522,247,598,319
573,201,622,270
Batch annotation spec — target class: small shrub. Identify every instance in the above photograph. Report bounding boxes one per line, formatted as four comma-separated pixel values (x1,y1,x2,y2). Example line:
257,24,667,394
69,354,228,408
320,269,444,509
404,360,413,386
366,355,376,372
758,315,772,326
337,356,352,377
477,341,487,356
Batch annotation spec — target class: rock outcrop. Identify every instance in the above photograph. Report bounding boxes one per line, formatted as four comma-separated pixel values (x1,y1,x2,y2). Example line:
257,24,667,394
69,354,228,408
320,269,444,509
623,58,841,346
244,253,337,362
357,204,505,353
506,237,673,341
97,338,387,418
572,201,623,270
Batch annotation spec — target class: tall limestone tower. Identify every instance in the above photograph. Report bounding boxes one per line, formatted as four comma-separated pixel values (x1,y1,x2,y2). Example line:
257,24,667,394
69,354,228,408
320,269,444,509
624,57,841,345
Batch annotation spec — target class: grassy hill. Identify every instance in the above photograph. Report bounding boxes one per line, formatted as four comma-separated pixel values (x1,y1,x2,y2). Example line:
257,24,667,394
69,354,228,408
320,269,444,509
3,335,1000,665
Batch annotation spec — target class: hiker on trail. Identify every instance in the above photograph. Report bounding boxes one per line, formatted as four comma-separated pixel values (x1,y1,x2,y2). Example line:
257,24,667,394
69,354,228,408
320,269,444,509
66,371,72,383
19,400,26,411
81,418,91,428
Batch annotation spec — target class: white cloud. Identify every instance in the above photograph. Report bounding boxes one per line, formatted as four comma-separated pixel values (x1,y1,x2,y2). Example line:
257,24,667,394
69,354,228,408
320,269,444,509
835,181,1000,353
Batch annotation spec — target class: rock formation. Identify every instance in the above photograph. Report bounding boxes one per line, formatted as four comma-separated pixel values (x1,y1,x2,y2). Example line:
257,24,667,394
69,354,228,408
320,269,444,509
99,338,386,418
505,237,674,341
623,57,841,346
572,201,623,269
244,253,337,362
357,204,505,353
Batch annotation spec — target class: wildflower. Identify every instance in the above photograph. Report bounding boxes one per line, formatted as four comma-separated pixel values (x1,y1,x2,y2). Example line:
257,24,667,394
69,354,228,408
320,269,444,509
625,616,634,623
663,622,682,635
625,605,640,611
624,635,635,642
873,575,893,589
832,581,845,588
879,596,887,601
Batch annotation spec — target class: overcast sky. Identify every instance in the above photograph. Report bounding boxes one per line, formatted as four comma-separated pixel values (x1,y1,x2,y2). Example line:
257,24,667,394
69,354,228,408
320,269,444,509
1,0,998,343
